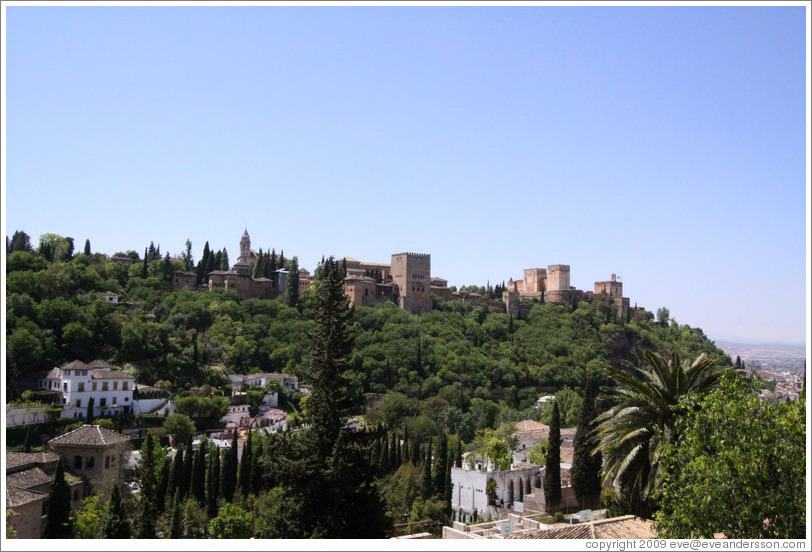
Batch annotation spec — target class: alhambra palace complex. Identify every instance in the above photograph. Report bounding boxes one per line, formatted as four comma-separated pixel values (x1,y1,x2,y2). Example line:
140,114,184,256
182,231,641,319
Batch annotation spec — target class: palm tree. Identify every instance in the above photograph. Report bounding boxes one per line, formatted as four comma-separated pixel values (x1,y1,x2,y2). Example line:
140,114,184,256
593,349,728,517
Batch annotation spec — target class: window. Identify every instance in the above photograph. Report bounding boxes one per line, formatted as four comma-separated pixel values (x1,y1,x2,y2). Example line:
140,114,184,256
75,399,81,408
105,456,110,469
87,456,95,469
92,382,97,391
122,381,129,391
113,381,118,391
100,398,107,407
65,370,70,376
74,456,82,469
112,396,117,405
63,383,68,392
102,382,108,391
78,383,85,392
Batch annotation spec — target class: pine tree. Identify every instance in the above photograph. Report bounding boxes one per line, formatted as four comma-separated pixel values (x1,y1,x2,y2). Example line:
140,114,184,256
84,239,91,256
102,484,131,538
43,459,73,538
544,401,562,510
571,383,603,507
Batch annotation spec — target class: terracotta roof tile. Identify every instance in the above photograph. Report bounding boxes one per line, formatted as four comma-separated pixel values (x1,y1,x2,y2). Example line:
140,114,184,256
506,516,657,539
90,370,133,380
5,451,60,472
6,486,47,508
6,467,52,489
48,425,131,448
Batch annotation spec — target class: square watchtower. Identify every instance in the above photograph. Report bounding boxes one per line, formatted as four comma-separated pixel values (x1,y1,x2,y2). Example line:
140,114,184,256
391,252,431,314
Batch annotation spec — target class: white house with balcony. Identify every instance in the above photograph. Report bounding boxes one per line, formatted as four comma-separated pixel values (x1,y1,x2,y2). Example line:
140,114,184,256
38,360,135,419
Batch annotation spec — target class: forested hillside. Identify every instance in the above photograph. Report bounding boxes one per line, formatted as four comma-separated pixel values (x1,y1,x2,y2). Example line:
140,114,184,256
6,233,731,422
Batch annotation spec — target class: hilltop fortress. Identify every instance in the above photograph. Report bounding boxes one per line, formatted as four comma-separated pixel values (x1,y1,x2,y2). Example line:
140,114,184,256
199,231,641,318
339,252,639,320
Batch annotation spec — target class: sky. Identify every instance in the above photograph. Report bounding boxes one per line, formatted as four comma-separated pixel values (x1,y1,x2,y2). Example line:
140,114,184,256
2,2,809,347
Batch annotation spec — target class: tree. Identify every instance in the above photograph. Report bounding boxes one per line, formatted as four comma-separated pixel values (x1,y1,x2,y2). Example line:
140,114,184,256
169,489,183,538
101,484,131,538
207,503,253,539
656,307,670,327
142,247,149,279
164,413,196,445
10,230,33,252
432,433,447,497
571,383,602,506
220,248,230,271
86,396,95,423
43,459,73,538
84,239,91,256
593,349,729,517
238,429,253,497
134,433,157,538
544,401,561,510
191,437,207,505
286,256,300,308
71,495,105,538
301,257,358,457
653,373,805,538
221,431,238,503
182,239,194,271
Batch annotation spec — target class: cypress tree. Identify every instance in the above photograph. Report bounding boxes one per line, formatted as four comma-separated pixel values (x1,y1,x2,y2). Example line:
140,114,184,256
43,459,73,538
192,438,207,505
84,239,91,256
433,433,447,497
422,444,433,500
253,248,264,278
142,248,148,278
286,257,300,308
207,446,220,519
251,437,263,496
220,248,230,271
508,480,515,507
169,489,182,538
221,431,238,502
444,449,453,515
278,250,285,273
518,479,524,502
156,457,170,514
102,484,131,539
525,476,531,496
135,433,157,538
206,248,217,276
455,440,462,468
23,428,32,453
168,447,183,499
544,401,562,510
269,249,277,273
238,429,252,497
181,438,194,500
571,383,603,507
86,396,95,423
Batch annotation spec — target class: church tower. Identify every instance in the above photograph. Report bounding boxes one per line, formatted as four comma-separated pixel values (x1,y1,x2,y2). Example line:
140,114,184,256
234,229,255,275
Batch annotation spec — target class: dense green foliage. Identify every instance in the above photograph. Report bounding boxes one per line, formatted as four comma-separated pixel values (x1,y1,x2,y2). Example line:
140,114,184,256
654,373,806,538
43,459,73,538
593,350,731,517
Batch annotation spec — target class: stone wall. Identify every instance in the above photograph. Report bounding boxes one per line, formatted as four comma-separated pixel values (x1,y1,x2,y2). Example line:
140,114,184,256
392,253,432,314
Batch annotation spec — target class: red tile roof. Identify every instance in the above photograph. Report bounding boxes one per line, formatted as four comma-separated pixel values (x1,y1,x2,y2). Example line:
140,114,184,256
507,516,656,539
48,425,131,448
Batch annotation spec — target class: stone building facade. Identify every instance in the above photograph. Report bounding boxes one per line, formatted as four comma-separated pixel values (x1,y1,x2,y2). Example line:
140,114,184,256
391,252,432,314
48,425,131,490
207,230,280,300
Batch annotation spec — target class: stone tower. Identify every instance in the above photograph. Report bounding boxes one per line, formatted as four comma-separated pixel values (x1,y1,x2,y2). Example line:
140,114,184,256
234,229,255,276
546,264,572,305
391,252,432,314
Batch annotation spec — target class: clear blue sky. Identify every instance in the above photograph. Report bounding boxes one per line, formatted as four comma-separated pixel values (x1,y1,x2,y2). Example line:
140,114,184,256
3,3,809,346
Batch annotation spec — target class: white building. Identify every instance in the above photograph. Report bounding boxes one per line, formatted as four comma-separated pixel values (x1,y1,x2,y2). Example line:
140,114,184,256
231,372,299,394
38,360,135,419
451,464,542,523
221,404,251,426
